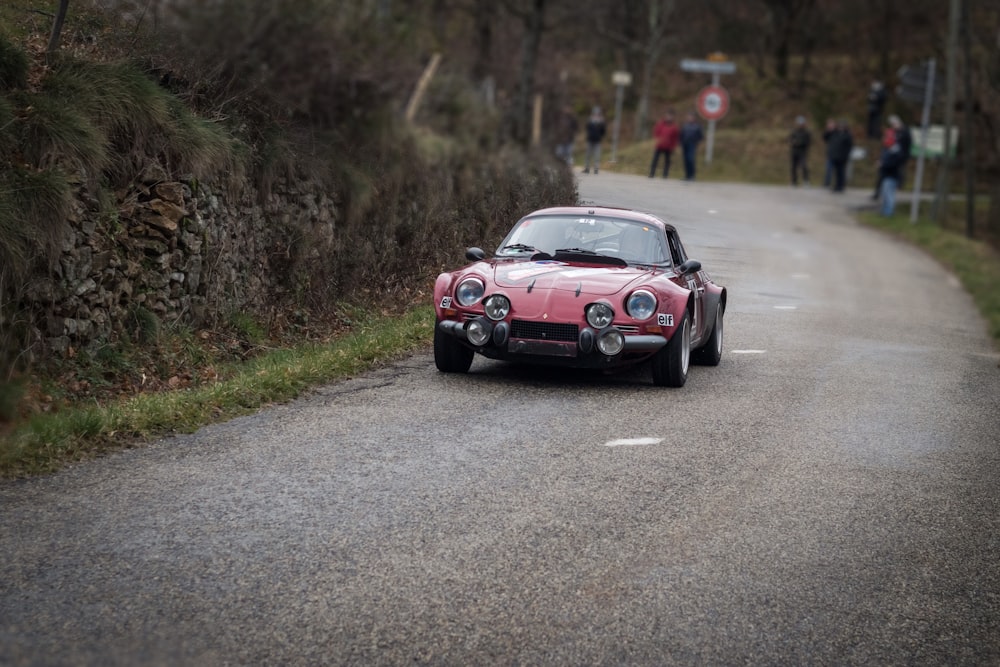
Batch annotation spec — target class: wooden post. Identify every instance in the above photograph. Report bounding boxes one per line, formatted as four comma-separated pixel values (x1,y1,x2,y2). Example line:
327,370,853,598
531,94,543,148
405,53,442,122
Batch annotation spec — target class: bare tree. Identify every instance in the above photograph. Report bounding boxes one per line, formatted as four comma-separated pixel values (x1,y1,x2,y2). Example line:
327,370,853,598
471,0,495,85
502,0,548,146
636,0,676,138
47,0,71,58
981,14,1000,237
596,0,676,140
760,0,817,81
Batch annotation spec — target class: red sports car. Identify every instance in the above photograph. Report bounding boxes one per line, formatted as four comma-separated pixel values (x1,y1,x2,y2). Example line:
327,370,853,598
433,206,726,387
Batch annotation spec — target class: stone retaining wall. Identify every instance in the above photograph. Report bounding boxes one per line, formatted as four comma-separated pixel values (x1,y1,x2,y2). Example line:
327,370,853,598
24,169,337,357
19,152,575,360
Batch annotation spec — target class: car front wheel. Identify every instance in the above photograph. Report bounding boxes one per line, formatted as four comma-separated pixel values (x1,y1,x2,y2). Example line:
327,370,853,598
652,311,690,387
434,321,475,373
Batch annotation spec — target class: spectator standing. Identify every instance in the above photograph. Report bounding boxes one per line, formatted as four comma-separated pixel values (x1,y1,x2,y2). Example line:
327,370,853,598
679,112,704,181
554,105,578,166
821,118,837,187
583,106,606,174
871,125,896,200
866,81,886,140
789,115,812,186
877,136,905,216
827,120,853,193
649,110,680,178
889,114,912,185
872,116,913,199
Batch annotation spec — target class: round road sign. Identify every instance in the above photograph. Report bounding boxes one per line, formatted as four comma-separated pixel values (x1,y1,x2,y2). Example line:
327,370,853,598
696,85,730,121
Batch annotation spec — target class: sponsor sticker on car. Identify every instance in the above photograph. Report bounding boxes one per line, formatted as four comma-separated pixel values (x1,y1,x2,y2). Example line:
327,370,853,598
657,313,674,327
440,296,453,308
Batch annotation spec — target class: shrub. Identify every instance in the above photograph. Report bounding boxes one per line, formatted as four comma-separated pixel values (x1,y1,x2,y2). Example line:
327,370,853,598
0,167,72,281
0,33,28,90
0,95,15,155
13,88,109,177
0,167,72,381
38,57,241,186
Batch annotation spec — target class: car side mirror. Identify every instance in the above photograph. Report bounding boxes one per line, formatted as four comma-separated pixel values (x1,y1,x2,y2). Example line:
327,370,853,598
679,259,702,275
466,247,486,261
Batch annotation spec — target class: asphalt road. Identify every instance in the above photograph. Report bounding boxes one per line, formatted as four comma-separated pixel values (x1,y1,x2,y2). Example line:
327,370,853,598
2,175,999,666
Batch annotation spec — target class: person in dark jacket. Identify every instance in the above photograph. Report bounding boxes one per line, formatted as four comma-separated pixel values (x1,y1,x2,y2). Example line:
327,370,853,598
871,125,896,200
889,115,912,184
821,118,836,187
649,110,680,178
789,116,812,186
827,120,853,192
583,106,606,174
877,138,905,216
679,112,704,180
871,115,913,199
867,81,886,139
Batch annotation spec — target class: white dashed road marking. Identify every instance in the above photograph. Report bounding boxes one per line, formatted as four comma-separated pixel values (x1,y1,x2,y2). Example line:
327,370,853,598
603,438,663,447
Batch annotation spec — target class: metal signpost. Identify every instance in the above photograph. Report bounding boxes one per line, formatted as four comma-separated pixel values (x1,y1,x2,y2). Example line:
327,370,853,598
681,57,736,164
695,84,730,162
897,59,938,223
610,70,632,164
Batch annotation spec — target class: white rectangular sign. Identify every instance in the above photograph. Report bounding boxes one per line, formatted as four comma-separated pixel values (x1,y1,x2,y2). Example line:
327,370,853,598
680,59,737,74
612,71,632,86
912,125,959,158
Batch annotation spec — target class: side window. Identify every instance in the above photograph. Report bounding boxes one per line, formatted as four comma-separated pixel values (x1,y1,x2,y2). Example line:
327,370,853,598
666,231,686,265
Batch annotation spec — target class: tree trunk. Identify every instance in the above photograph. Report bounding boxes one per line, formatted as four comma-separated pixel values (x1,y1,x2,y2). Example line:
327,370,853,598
621,0,642,112
879,0,893,83
763,0,817,84
635,52,654,141
46,0,71,59
933,0,960,224
794,35,816,98
508,0,546,146
472,0,494,83
634,0,674,141
961,0,975,238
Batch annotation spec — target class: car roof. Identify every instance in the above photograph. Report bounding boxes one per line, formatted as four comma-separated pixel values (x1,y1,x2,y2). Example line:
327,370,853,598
524,206,675,233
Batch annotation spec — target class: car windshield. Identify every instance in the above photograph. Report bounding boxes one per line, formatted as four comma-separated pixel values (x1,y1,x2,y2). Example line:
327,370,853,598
496,215,670,266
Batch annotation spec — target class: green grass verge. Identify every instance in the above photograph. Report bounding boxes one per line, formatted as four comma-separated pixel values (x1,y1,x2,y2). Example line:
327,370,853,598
857,210,1000,347
1,306,435,478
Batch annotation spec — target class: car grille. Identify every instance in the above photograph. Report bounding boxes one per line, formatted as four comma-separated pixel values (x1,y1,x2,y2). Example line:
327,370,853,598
510,320,579,342
617,324,639,334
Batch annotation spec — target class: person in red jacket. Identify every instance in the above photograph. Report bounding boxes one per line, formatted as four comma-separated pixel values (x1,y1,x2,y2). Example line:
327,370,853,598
649,110,680,178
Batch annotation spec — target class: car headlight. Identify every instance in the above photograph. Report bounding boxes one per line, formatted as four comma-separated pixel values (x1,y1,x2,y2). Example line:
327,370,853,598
466,319,491,346
455,277,485,306
597,329,625,356
586,302,615,329
483,294,511,321
626,290,657,320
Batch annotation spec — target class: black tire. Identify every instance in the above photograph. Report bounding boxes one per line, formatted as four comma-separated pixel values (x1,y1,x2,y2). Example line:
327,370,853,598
434,321,474,373
652,311,690,387
692,303,723,366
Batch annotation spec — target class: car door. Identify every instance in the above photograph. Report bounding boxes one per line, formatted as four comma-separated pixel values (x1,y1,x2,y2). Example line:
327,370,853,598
667,230,705,340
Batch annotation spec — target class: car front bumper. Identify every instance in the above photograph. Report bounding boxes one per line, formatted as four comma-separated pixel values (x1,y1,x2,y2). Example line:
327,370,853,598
437,317,667,368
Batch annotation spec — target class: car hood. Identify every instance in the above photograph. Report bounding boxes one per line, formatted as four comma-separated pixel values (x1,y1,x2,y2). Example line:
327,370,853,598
491,260,654,296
